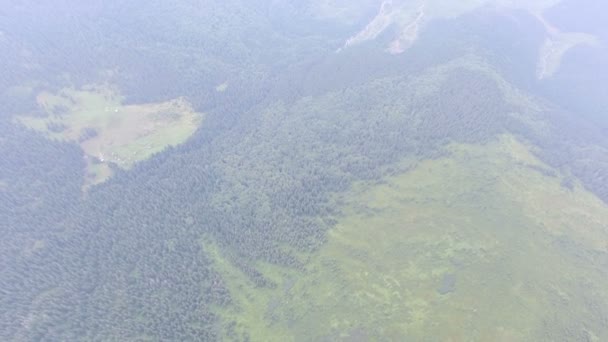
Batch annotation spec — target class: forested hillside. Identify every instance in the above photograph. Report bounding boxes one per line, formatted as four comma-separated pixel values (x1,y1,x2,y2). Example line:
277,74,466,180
1,0,608,341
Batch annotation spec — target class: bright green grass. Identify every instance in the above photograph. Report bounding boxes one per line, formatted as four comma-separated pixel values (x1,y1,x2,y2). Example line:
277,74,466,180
17,85,204,188
211,135,608,341
204,240,297,341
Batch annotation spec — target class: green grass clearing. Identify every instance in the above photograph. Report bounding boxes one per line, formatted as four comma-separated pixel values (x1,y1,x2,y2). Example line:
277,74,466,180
17,85,204,188
211,135,608,341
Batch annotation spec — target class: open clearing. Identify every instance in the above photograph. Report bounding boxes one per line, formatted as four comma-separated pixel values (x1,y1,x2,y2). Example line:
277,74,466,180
18,85,203,188
211,135,608,341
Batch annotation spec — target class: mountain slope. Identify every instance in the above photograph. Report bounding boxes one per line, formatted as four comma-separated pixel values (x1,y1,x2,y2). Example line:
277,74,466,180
1,1,608,341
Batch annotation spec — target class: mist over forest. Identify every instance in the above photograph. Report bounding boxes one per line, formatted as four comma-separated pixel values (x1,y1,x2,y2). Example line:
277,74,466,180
1,1,608,341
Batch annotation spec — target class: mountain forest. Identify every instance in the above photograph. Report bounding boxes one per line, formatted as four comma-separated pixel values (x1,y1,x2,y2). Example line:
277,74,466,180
1,0,608,341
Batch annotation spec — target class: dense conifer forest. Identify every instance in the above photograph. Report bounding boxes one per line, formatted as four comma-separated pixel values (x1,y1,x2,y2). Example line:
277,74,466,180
1,0,608,340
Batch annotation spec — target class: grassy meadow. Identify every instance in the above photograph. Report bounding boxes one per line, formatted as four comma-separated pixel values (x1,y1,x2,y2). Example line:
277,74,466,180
18,85,203,188
210,135,608,341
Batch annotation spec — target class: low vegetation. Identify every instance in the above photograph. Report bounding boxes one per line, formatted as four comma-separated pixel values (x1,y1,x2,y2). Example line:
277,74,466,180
1,1,607,341
18,85,203,187
215,136,608,341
